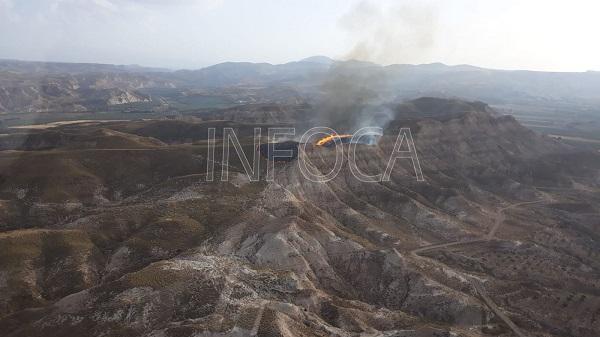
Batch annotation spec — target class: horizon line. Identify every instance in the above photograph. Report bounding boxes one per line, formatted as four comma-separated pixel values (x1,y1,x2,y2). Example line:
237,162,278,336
0,56,598,74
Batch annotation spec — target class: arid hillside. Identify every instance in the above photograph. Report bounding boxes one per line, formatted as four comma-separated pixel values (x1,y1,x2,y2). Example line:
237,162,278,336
0,99,599,337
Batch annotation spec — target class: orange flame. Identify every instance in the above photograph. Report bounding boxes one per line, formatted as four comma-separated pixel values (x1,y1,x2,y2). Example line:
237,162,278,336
316,134,353,146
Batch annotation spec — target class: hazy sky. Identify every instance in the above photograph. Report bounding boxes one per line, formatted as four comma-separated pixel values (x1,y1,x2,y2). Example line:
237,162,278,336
1,0,599,71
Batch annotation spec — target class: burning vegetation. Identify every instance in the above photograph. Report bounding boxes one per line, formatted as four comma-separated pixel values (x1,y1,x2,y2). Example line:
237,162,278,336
316,134,353,147
316,134,379,147
255,133,380,163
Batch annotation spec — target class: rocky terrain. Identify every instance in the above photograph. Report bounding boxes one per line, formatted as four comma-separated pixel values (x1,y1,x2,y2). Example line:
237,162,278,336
0,98,598,336
3,57,600,116
0,71,174,114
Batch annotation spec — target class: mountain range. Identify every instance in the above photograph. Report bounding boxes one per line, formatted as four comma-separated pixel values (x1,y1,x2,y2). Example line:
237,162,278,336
2,57,600,115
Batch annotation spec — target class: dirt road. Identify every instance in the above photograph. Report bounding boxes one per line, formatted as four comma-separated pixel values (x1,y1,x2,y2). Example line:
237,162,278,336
407,199,544,337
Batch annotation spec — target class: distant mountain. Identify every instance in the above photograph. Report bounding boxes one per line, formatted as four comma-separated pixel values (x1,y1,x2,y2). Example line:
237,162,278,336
171,58,600,106
172,58,333,87
386,62,483,73
299,55,336,64
0,59,170,74
3,57,600,114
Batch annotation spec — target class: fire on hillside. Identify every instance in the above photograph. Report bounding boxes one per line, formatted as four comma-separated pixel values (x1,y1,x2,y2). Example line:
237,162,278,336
315,134,379,147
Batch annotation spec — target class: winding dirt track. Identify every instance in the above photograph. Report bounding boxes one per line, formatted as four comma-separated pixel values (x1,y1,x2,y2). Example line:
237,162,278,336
407,200,544,337
487,200,546,240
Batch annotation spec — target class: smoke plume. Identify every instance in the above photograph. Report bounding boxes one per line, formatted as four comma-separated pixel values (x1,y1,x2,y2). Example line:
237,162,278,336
313,1,439,133
339,1,438,65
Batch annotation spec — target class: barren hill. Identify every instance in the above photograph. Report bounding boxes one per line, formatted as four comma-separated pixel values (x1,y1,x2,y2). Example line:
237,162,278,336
0,99,599,337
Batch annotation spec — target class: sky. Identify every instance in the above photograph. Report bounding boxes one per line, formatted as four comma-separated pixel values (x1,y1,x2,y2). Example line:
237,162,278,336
1,0,599,71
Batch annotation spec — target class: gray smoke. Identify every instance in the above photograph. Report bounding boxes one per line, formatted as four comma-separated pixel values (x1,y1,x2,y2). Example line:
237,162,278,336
339,1,438,65
313,1,439,133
